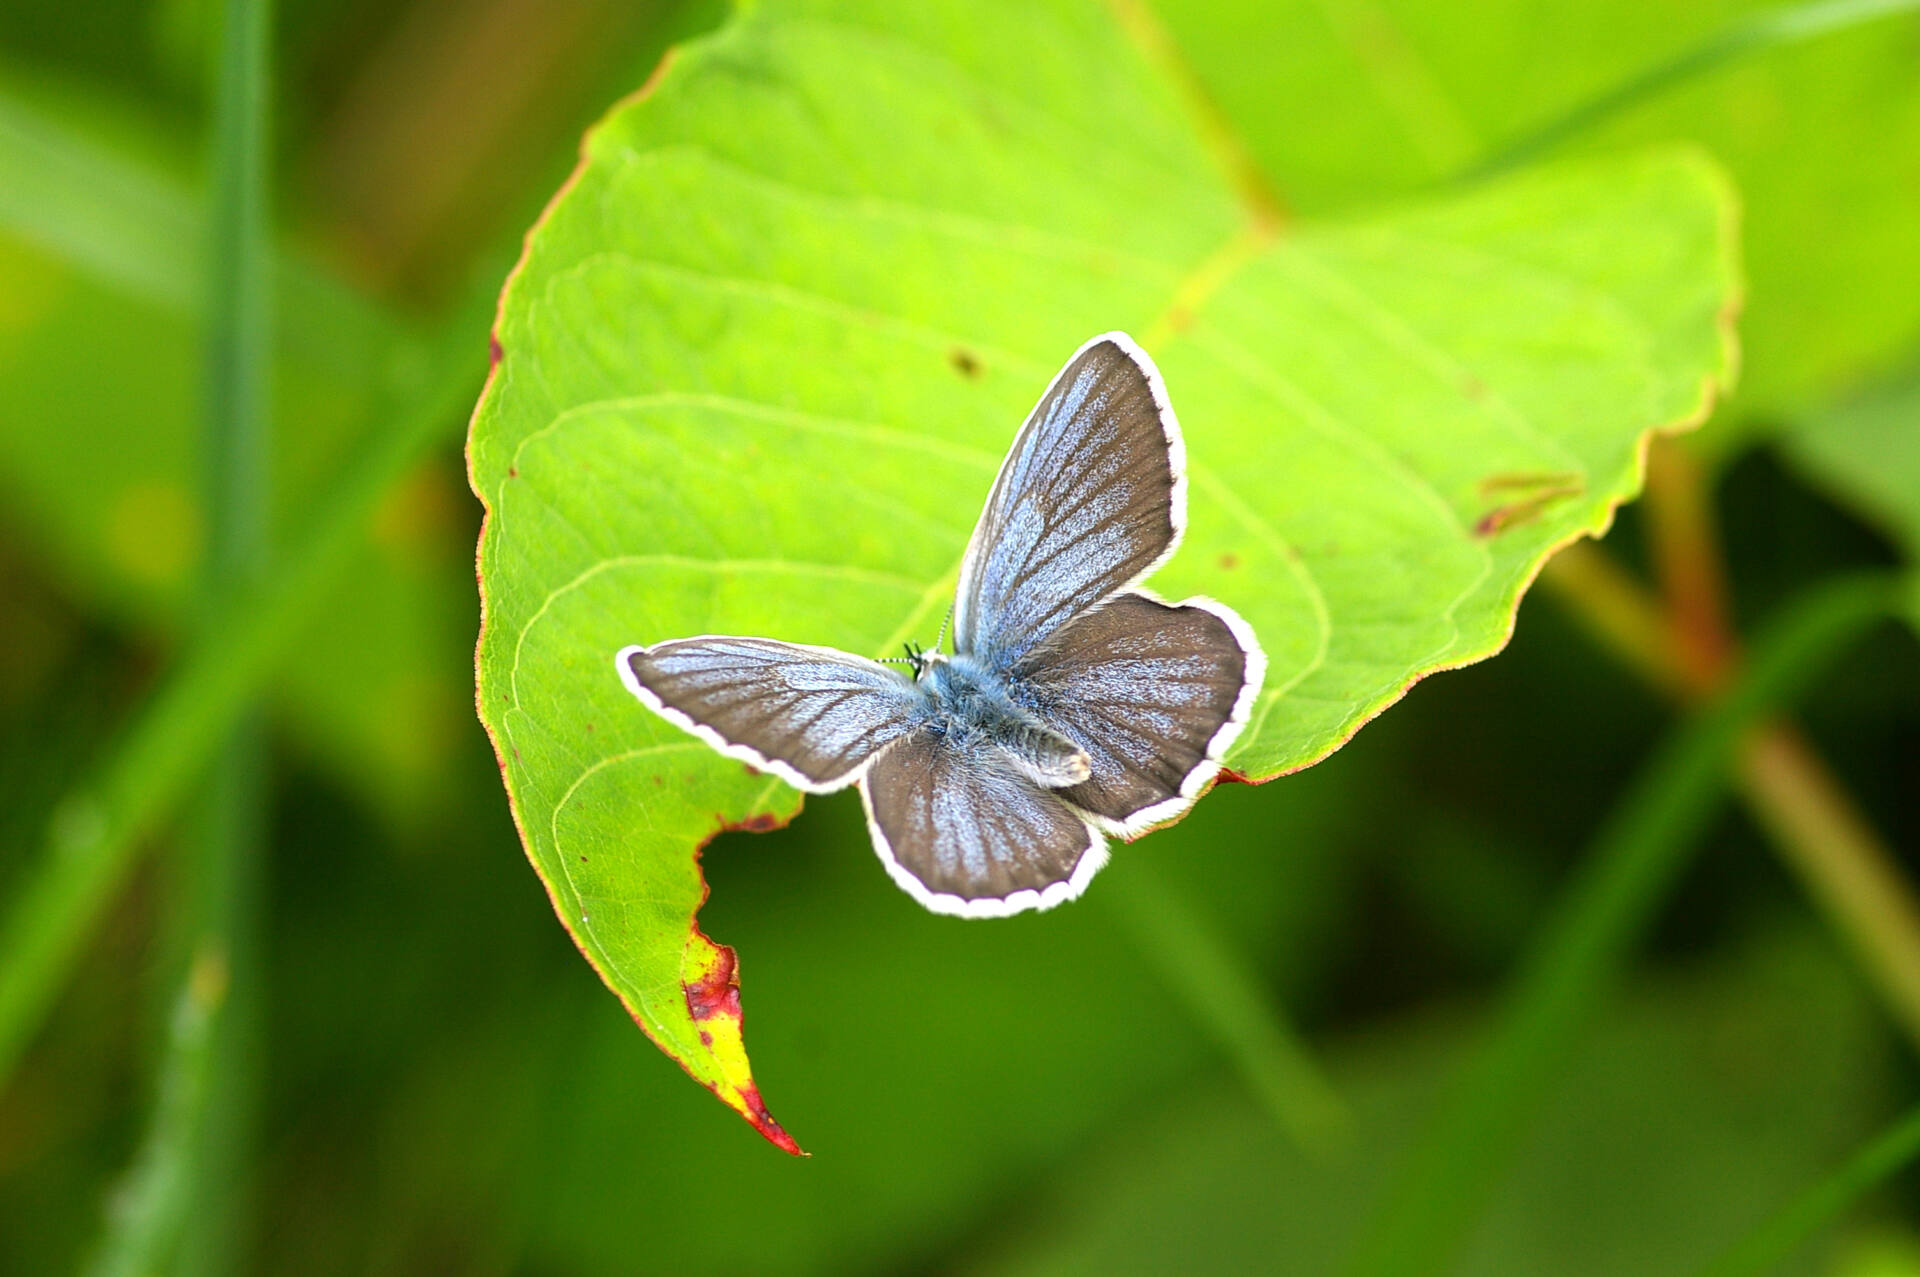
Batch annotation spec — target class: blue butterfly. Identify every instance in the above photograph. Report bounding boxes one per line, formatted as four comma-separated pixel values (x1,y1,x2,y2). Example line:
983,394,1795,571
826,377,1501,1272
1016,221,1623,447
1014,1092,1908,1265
617,333,1264,918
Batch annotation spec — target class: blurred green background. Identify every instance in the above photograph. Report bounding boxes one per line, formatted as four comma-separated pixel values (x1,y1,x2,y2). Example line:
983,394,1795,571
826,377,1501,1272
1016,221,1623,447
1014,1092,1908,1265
2,1,1919,1274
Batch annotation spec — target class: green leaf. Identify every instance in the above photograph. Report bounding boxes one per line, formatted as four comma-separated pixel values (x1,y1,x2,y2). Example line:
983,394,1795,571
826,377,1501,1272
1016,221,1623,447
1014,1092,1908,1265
1156,0,1920,439
469,0,1737,1148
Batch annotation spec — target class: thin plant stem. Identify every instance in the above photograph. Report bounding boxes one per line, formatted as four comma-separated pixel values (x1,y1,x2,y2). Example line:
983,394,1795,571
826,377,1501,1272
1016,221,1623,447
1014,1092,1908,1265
1345,573,1902,1277
1737,727,1920,1051
1644,438,1740,692
88,2,274,1272
1104,860,1348,1153
1538,540,1689,697
1542,544,1920,1057
1698,1101,1920,1277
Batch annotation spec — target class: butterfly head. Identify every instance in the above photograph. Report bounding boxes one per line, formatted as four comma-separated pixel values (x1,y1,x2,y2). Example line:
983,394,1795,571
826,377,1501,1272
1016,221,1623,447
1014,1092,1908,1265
900,640,949,681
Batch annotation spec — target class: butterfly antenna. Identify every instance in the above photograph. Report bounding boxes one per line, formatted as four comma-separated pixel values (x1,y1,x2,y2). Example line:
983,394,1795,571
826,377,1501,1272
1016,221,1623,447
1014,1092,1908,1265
933,607,952,655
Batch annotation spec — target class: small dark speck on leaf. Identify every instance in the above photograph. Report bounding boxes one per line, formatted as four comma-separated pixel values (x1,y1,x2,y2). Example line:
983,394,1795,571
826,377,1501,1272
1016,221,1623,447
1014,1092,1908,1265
488,334,503,367
578,856,587,863
950,346,983,379
742,762,764,777
506,467,518,479
1218,552,1240,570
584,722,594,733
699,1030,713,1048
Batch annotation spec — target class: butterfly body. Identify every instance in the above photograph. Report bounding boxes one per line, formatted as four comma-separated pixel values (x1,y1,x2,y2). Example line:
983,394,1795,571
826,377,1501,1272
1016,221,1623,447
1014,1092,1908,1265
913,651,1092,789
617,332,1265,918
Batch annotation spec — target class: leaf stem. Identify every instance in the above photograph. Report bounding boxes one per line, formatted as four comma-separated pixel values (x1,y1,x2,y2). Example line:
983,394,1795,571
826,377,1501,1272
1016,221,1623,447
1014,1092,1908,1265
1345,572,1903,1277
1736,727,1920,1050
1104,860,1348,1153
1542,542,1920,1057
1644,438,1740,692
1698,1100,1920,1277
1537,540,1688,695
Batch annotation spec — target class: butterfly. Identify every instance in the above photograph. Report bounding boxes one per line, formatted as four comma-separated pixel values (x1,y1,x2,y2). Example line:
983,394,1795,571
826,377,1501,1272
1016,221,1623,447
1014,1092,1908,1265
616,333,1264,918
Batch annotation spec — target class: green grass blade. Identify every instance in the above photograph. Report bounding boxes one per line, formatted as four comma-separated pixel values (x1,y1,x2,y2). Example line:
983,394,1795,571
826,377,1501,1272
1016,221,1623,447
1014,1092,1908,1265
1346,571,1906,1277
1699,1101,1920,1277
1468,0,1920,179
1103,860,1348,1152
0,310,483,1094
86,2,276,1272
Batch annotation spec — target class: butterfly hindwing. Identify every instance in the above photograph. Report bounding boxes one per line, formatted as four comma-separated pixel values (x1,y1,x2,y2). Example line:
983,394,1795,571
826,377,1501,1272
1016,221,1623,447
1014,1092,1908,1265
617,638,924,792
858,726,1107,917
1014,591,1265,835
951,333,1184,670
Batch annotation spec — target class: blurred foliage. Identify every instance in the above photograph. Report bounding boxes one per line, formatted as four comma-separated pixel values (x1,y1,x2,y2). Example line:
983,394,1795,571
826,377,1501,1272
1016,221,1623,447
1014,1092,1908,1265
0,1,1916,1275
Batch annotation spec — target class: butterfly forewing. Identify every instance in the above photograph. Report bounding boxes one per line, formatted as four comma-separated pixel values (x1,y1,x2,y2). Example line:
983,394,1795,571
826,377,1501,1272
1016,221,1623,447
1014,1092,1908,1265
860,727,1107,917
617,638,924,792
1014,592,1264,835
951,334,1183,670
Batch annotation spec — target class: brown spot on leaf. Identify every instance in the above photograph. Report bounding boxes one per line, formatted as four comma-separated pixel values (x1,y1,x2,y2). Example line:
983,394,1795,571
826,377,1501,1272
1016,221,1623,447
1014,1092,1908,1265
1218,552,1240,570
699,1030,713,1047
728,812,782,833
506,467,518,479
1217,767,1253,785
488,334,503,368
684,945,741,1022
950,346,983,379
1473,472,1585,537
